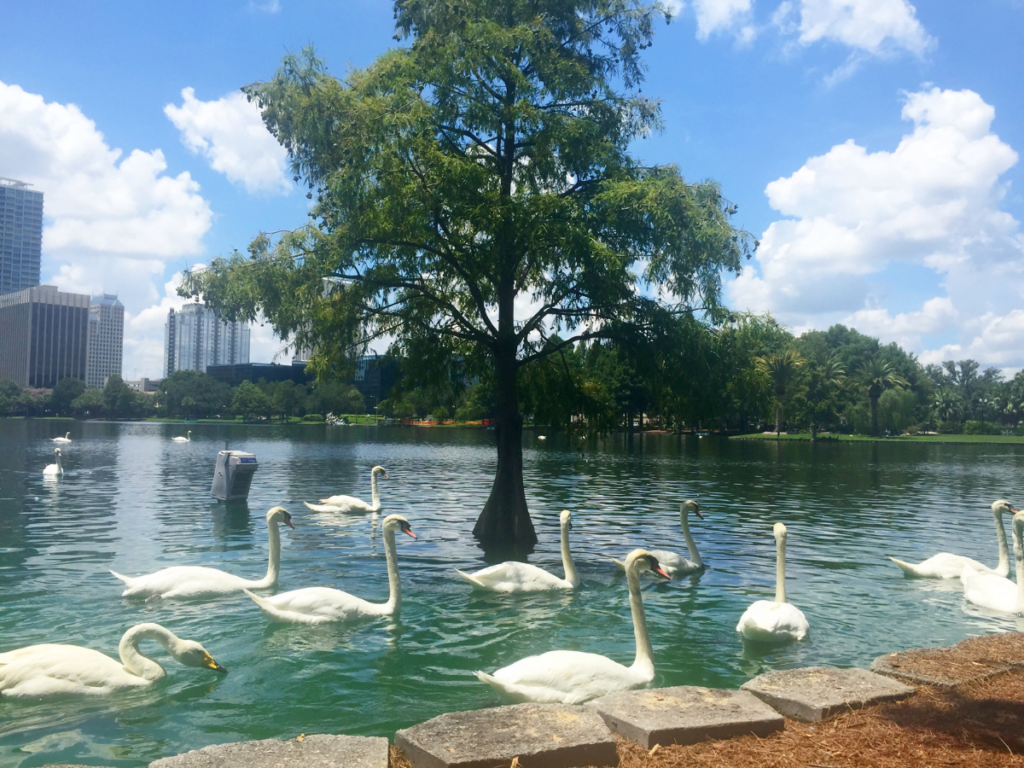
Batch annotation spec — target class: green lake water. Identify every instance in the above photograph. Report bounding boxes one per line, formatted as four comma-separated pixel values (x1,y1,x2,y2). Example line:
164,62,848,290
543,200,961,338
1,420,1022,766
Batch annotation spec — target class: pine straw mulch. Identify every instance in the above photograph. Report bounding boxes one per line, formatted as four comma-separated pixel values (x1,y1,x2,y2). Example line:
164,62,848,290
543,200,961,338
390,633,1024,768
873,632,1024,686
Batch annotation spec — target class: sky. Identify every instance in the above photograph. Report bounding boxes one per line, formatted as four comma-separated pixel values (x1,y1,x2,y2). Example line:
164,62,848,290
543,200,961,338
1,0,1022,379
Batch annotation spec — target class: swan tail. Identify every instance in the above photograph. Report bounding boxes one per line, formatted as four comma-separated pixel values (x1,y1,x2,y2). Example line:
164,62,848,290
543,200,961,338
455,570,487,589
243,589,318,624
303,502,340,513
609,558,627,573
109,570,133,586
888,557,920,577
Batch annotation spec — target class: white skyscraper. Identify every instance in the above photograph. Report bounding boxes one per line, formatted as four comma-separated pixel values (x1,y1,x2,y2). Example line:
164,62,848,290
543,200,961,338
163,303,250,376
86,294,124,387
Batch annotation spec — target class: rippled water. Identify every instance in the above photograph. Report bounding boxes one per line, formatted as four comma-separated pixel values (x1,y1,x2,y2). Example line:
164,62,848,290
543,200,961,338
1,420,1022,766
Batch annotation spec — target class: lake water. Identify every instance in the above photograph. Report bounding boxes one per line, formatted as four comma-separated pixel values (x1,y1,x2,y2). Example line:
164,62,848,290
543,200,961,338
1,420,1022,766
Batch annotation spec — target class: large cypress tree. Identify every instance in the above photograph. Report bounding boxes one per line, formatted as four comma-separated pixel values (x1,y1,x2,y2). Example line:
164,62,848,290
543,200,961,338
181,0,752,553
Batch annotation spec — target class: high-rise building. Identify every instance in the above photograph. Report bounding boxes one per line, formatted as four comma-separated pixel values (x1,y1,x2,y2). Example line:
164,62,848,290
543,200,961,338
0,285,89,388
0,178,43,296
163,303,250,376
86,294,124,388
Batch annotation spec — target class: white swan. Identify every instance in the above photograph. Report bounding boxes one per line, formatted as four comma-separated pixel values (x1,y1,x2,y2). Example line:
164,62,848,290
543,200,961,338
0,622,226,697
736,522,809,643
961,511,1024,615
52,432,72,443
305,465,388,513
475,549,668,704
244,514,415,623
110,507,293,599
457,510,580,592
612,500,704,579
890,500,1016,579
171,430,191,443
43,448,63,477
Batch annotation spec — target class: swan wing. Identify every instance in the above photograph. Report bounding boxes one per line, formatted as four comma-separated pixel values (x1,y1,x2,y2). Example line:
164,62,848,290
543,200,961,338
479,650,640,704
315,495,374,512
115,566,250,599
458,561,569,592
889,552,990,579
245,587,384,623
737,600,808,642
962,571,1017,613
0,644,141,696
648,550,701,578
304,501,348,513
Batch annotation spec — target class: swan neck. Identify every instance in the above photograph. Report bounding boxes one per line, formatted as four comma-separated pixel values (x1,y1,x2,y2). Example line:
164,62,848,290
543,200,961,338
251,518,281,588
775,535,787,604
1014,515,1024,614
626,567,654,678
118,623,172,682
371,473,380,510
383,528,401,613
993,507,1010,577
560,520,579,587
681,509,702,567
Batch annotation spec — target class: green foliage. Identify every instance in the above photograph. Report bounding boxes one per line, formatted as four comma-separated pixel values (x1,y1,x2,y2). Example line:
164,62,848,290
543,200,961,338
938,420,964,434
301,413,324,422
232,381,274,421
963,420,1002,435
157,371,233,419
272,381,303,420
50,378,86,416
71,389,106,419
878,388,917,434
307,380,365,416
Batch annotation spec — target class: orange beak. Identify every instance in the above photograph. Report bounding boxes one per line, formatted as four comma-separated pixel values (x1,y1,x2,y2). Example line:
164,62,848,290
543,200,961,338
654,567,671,579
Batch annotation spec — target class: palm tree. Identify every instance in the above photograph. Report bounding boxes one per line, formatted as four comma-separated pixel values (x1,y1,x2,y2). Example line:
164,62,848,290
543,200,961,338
859,359,909,436
932,388,963,424
804,352,846,441
756,350,806,434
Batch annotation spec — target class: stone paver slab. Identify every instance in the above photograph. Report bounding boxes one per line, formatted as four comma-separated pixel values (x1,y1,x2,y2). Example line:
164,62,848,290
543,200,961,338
394,703,617,768
149,734,388,768
872,634,1024,688
589,685,784,748
741,666,914,722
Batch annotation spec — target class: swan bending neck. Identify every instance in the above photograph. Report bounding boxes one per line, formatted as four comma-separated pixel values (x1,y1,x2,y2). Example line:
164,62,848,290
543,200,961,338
775,536,787,604
251,519,281,588
119,623,174,681
681,508,702,567
561,520,579,587
626,569,654,679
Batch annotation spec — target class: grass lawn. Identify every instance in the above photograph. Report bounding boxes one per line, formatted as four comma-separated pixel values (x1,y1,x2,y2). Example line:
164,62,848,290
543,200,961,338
732,432,1024,444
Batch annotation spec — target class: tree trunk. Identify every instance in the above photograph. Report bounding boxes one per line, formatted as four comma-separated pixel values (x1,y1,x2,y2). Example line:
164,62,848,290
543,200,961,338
810,423,818,442
473,347,537,556
870,396,879,436
775,403,783,434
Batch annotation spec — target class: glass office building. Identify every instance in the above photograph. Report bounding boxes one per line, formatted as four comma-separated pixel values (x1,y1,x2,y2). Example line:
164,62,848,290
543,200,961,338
0,178,43,296
163,303,250,376
0,285,90,388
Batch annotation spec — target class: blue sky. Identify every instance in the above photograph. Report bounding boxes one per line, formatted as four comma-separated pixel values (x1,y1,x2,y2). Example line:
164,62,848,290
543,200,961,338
1,0,1022,378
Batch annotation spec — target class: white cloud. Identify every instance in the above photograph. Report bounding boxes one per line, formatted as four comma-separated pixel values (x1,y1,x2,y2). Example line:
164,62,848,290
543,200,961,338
728,87,1024,370
165,87,291,195
795,0,933,56
692,0,755,40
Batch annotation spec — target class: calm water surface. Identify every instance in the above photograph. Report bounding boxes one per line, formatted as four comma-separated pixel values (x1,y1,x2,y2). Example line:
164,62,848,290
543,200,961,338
1,421,1022,766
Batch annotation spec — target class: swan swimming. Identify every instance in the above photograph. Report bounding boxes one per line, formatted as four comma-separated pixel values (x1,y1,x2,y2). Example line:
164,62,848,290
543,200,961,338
43,448,63,478
612,500,704,579
245,514,415,623
736,522,809,643
110,507,293,599
0,622,226,697
305,465,388,513
457,510,579,592
475,549,668,704
890,500,1016,579
961,511,1024,615
52,432,72,443
171,430,191,443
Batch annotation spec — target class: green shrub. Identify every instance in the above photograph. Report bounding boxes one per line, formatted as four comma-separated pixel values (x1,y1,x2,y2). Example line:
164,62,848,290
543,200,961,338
937,420,963,434
302,413,324,422
963,420,1001,435
905,425,920,435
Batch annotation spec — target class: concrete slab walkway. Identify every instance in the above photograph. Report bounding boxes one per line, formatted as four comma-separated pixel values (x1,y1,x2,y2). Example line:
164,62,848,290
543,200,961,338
149,734,388,768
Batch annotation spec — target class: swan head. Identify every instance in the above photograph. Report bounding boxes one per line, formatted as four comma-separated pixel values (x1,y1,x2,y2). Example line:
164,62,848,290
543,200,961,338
625,549,670,579
372,465,389,479
267,506,294,529
170,638,227,674
560,509,572,529
383,514,415,538
681,500,703,520
773,522,787,540
54,448,61,456
992,500,1019,517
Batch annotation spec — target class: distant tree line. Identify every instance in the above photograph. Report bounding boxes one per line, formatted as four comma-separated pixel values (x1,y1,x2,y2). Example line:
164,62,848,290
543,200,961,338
0,371,366,423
